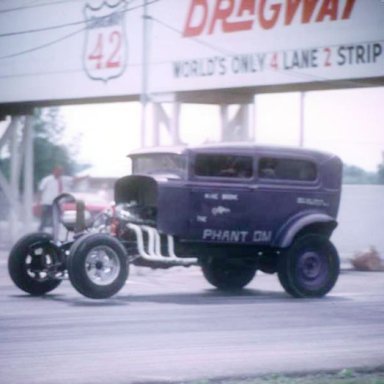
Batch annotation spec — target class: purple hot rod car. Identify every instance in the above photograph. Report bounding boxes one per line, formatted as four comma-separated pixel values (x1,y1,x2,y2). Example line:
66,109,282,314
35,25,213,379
8,143,343,299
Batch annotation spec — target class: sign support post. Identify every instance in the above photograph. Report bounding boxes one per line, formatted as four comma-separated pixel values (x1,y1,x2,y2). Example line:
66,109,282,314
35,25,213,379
140,0,149,147
299,92,306,147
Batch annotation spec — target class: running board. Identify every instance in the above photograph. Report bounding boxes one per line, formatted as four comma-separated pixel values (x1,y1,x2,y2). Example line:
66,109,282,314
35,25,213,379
127,223,197,267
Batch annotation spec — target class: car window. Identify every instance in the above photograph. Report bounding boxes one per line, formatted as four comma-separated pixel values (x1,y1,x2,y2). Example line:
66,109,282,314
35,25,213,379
132,154,186,178
194,154,253,178
258,157,317,182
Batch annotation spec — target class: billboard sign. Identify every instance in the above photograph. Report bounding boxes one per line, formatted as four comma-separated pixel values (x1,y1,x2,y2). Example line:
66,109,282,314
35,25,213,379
0,0,383,105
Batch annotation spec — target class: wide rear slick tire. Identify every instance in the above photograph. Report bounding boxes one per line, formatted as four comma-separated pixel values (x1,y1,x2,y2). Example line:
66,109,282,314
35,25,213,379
67,233,128,299
8,232,62,296
201,256,257,291
278,234,340,298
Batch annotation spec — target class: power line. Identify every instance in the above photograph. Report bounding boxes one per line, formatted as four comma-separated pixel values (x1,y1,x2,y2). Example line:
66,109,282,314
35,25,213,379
150,16,234,56
0,58,145,79
0,0,78,14
0,0,160,60
0,19,84,38
0,0,159,38
0,27,85,60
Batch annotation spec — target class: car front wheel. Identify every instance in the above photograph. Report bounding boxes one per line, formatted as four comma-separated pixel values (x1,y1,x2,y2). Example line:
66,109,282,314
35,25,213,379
8,232,63,296
67,233,128,299
278,234,340,298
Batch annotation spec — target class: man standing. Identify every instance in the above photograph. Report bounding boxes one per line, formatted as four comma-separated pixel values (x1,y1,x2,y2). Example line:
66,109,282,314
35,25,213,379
37,166,74,231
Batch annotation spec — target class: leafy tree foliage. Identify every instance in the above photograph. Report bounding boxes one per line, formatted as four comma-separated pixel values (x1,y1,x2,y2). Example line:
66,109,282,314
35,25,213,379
0,108,79,191
343,164,381,185
377,157,384,184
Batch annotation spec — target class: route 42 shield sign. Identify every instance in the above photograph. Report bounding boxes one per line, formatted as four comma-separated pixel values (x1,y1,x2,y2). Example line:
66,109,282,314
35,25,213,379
83,0,127,81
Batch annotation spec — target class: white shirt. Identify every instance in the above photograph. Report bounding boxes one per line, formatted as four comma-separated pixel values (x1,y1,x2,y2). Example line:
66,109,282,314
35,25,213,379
38,174,74,205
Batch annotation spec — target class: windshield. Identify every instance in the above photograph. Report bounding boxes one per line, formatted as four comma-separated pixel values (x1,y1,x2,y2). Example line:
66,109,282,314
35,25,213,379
131,153,187,179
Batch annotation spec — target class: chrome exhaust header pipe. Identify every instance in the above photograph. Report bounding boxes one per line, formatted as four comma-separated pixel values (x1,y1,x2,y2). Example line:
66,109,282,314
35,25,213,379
127,223,197,267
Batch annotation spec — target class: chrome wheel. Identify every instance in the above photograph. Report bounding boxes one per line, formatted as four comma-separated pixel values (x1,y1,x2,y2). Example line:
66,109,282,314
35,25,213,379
67,234,128,299
85,246,121,286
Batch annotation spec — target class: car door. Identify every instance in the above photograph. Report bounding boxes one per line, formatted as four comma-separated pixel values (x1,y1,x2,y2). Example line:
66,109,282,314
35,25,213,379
187,152,255,244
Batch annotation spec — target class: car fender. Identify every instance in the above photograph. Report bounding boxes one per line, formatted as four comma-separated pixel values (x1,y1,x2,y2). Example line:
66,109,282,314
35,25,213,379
273,212,337,249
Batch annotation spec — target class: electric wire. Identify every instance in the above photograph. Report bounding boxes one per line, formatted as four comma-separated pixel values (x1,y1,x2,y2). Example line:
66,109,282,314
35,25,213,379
0,19,84,38
150,16,233,56
0,27,85,60
0,0,159,38
0,0,78,14
0,0,160,60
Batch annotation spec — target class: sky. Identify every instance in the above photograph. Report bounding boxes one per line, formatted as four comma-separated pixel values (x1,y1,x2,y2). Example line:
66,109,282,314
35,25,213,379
61,86,384,176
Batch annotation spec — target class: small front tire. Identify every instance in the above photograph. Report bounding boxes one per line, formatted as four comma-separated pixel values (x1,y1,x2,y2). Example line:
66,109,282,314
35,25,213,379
67,233,128,299
8,232,63,296
278,234,340,298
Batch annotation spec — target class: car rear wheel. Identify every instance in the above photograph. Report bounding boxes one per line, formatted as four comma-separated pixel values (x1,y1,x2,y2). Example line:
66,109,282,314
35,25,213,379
8,232,63,296
67,233,128,299
278,234,340,298
201,256,257,291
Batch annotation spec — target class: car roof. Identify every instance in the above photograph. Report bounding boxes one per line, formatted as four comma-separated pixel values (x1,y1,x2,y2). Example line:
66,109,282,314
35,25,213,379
128,145,187,157
128,143,337,162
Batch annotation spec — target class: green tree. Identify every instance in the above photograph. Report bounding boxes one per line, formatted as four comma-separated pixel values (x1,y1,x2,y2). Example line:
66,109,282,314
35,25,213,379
0,108,80,191
342,164,377,184
377,155,384,184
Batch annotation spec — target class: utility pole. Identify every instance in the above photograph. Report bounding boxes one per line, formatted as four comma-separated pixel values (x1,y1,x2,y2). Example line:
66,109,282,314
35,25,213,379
23,115,34,232
299,92,305,147
140,0,149,147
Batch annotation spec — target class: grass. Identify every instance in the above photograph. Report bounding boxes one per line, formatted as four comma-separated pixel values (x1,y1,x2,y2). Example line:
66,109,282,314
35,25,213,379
183,368,384,384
